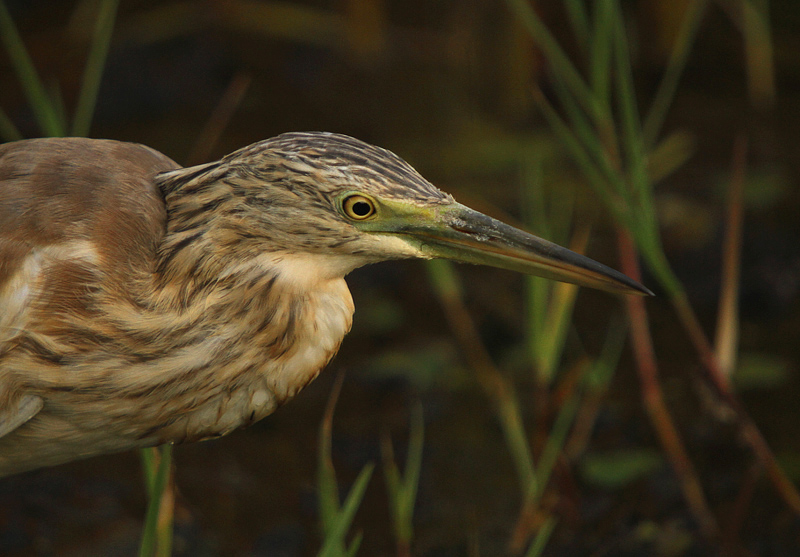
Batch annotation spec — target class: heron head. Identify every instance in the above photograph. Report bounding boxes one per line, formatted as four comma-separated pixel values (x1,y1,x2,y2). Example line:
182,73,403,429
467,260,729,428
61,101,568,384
160,132,651,295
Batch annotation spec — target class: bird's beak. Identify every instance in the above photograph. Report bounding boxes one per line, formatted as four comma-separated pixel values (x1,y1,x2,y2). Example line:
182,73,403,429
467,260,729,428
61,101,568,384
397,202,652,296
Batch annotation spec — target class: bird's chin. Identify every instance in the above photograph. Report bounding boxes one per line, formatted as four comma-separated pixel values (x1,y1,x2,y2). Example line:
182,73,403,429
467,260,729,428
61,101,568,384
356,234,429,263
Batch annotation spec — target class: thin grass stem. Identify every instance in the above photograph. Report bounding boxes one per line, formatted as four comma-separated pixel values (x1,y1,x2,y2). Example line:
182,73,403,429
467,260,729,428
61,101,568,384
589,0,614,106
715,136,746,377
0,0,64,136
531,88,626,225
740,0,775,109
524,517,556,557
317,372,375,556
382,402,424,557
504,0,604,123
617,228,719,539
138,445,174,557
642,0,709,145
72,0,120,137
548,71,628,200
0,106,23,142
564,0,590,52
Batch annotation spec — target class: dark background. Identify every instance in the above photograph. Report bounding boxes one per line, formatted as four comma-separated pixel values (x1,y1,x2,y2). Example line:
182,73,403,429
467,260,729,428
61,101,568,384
2,0,800,554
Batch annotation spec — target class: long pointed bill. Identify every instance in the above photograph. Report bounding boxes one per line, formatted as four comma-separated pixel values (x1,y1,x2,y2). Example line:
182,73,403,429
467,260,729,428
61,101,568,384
401,203,652,296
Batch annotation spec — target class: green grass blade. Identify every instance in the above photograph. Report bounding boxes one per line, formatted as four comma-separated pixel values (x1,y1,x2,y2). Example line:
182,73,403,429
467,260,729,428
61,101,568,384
318,375,345,537
48,80,68,135
520,154,549,238
403,403,424,509
715,137,746,377
538,272,580,383
564,0,590,52
382,402,424,546
589,0,614,107
0,0,64,136
584,316,628,391
608,2,687,297
526,275,548,374
140,447,156,495
741,0,775,109
521,157,549,369
339,464,374,548
531,88,626,225
642,0,708,145
504,0,602,122
318,463,375,557
317,374,374,556
640,232,683,297
521,165,583,383
318,448,340,537
0,106,22,141
548,69,626,199
72,0,120,137
344,531,364,557
383,454,402,527
138,445,173,557
524,516,556,557
610,2,648,199
499,389,537,491
424,259,463,301
533,392,580,499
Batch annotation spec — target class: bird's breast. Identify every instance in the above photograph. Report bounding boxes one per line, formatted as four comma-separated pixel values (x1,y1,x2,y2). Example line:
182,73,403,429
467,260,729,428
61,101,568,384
264,277,354,401
1,248,357,454
152,276,355,443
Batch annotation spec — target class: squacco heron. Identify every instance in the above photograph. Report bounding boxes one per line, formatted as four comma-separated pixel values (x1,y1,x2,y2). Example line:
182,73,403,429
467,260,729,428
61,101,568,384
0,132,650,476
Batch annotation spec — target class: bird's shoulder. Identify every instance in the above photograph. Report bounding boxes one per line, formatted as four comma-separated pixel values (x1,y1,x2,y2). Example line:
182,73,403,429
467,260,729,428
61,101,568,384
0,137,180,359
0,137,180,289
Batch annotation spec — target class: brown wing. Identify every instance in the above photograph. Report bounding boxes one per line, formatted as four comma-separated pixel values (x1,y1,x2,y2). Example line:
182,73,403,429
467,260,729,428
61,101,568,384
0,137,180,437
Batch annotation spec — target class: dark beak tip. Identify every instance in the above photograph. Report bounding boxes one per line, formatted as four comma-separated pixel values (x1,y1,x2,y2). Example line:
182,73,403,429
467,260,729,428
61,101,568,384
633,284,656,297
614,276,654,297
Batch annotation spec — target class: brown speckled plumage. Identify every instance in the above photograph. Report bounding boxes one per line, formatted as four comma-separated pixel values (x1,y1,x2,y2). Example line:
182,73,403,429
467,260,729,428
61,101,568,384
0,132,647,476
0,132,451,476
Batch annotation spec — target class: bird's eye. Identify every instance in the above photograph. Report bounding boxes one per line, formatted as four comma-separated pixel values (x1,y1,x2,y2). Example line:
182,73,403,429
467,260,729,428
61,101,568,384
342,195,376,220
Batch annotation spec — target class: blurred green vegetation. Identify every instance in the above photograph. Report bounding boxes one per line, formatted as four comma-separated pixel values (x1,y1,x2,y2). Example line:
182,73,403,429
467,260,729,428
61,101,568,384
3,0,800,555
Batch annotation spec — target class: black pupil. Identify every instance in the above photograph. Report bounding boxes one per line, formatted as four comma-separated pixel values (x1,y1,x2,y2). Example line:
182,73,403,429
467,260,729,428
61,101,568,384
351,201,371,216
